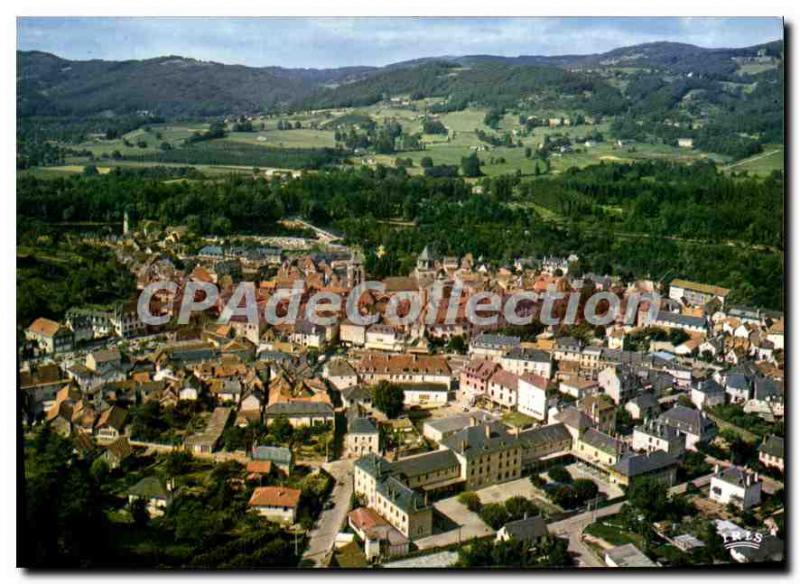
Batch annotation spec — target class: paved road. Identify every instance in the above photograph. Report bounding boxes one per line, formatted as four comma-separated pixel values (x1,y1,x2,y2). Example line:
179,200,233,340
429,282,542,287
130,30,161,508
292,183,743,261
548,501,625,567
300,458,354,567
546,473,715,567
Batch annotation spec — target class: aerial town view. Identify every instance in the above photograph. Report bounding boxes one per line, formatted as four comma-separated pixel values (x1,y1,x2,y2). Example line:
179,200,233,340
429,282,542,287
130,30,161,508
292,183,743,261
16,15,785,571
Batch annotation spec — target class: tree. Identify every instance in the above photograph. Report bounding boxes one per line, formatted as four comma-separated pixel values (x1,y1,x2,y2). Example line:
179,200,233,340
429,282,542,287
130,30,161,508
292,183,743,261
627,476,671,522
420,156,433,168
458,491,482,512
446,334,468,354
505,496,538,521
572,479,599,503
372,381,404,418
668,328,690,346
461,152,483,177
479,503,509,529
130,497,150,527
164,450,193,476
269,416,294,443
547,465,572,484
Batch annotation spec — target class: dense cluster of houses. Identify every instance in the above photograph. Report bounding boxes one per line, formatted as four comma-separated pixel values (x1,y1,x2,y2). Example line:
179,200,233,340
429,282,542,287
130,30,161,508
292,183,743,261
19,233,784,564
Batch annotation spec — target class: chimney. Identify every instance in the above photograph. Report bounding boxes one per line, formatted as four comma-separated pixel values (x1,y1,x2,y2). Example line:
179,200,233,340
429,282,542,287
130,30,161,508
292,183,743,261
714,464,720,474
485,424,492,439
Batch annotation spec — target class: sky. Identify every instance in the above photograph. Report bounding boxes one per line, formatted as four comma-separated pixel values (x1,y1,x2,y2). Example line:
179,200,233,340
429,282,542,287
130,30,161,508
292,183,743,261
17,17,783,69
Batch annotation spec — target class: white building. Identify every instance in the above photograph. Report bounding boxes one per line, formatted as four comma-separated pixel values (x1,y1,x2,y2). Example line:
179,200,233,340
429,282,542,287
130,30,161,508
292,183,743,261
517,373,548,421
709,466,762,510
500,348,552,378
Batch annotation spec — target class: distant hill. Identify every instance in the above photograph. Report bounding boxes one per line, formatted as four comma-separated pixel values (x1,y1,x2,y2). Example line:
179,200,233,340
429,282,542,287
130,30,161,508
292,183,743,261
17,51,376,117
17,39,782,118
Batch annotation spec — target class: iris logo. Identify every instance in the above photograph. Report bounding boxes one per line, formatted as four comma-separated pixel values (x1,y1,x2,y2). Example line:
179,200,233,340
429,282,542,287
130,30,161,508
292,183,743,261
722,529,763,551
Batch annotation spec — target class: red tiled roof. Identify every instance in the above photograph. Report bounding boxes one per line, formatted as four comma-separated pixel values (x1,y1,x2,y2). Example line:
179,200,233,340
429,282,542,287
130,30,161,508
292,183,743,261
28,317,61,337
348,506,389,531
246,460,272,475
249,486,301,508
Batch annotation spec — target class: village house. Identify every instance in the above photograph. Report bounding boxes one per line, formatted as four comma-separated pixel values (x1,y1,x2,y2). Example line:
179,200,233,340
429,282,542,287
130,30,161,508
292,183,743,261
499,347,552,378
348,507,409,561
758,435,784,473
324,358,358,390
598,364,641,404
95,405,128,444
486,369,520,409
709,465,762,509
100,437,133,470
251,445,294,475
669,279,731,308
128,476,170,517
575,428,627,470
558,375,599,400
264,400,334,428
624,392,659,421
458,359,500,404
339,320,367,347
468,333,521,359
516,373,548,420
347,409,380,458
249,486,302,524
421,412,496,443
609,451,678,488
632,419,685,457
400,383,450,407
691,379,726,411
355,353,451,386
579,394,617,433
365,324,405,352
495,516,549,546
650,311,708,335
184,407,231,454
658,405,717,451
290,320,326,349
341,385,373,409
26,317,74,354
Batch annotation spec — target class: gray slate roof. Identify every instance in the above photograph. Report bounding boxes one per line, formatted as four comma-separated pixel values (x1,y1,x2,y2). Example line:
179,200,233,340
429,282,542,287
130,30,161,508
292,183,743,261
390,450,460,480
376,476,429,513
264,401,334,417
759,435,784,459
612,451,677,478
251,445,293,465
501,516,549,542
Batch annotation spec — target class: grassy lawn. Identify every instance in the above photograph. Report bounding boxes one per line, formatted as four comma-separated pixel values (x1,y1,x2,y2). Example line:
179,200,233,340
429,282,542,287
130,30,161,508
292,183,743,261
501,410,537,428
584,519,646,548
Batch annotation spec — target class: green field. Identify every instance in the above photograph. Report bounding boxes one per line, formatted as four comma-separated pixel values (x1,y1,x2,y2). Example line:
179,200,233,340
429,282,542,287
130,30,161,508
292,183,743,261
723,144,784,176
28,101,765,181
